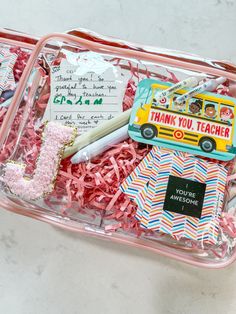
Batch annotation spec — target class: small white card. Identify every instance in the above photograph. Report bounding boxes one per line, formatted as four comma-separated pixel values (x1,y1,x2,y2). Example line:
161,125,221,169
43,51,127,133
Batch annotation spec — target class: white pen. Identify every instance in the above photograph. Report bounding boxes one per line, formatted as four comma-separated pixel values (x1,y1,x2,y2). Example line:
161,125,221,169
175,77,226,104
155,76,203,101
63,108,131,158
71,124,129,164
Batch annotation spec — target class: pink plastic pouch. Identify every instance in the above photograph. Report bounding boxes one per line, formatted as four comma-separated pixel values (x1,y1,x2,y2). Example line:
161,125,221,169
1,29,236,268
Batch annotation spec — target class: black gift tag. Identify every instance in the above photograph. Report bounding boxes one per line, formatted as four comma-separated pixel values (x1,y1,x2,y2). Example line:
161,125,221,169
163,175,206,218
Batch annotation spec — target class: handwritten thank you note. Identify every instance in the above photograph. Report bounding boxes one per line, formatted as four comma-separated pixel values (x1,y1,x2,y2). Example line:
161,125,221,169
43,52,126,133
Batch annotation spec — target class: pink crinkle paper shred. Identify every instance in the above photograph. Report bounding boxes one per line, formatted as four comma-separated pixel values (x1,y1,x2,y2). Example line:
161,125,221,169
58,139,151,233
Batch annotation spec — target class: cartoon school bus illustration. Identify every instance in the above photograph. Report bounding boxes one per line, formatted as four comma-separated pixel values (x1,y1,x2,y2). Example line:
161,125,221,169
129,79,236,161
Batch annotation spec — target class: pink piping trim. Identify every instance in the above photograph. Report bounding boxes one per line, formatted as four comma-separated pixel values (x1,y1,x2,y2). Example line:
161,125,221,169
0,37,36,50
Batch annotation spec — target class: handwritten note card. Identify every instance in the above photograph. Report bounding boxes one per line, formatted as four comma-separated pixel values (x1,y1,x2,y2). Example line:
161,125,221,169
43,52,127,133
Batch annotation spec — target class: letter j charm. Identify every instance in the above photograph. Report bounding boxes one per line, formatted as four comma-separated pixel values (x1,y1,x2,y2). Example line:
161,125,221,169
3,121,77,200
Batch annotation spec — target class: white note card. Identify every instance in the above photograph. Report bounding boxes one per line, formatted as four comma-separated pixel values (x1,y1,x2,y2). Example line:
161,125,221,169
43,52,127,133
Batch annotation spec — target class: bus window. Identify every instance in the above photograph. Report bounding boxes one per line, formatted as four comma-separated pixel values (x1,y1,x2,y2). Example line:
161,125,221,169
152,88,160,106
204,101,218,119
188,98,202,115
219,104,234,125
152,98,158,106
152,89,169,108
172,93,186,112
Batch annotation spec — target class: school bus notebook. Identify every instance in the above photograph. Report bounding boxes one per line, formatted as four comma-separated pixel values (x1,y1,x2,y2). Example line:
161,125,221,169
128,79,236,161
0,28,236,268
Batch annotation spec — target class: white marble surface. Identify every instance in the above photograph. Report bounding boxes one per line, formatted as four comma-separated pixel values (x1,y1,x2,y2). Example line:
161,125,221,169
1,0,236,313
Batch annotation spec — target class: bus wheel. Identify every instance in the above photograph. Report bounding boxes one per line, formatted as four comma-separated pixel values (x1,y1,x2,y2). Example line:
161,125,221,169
199,137,216,153
141,124,157,139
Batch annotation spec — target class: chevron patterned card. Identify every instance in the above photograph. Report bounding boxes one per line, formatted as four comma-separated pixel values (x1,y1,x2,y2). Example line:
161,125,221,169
120,146,158,220
141,152,227,244
140,149,186,230
0,49,17,96
121,147,228,244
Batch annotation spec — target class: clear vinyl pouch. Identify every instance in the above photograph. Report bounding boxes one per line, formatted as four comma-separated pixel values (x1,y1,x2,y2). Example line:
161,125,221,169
1,30,236,268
